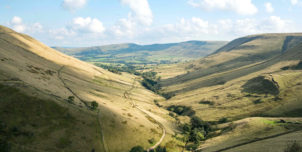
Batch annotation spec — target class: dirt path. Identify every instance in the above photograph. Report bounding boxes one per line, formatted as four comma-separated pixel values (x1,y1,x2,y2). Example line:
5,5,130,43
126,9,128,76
123,78,166,152
196,129,302,152
57,66,88,107
57,66,108,152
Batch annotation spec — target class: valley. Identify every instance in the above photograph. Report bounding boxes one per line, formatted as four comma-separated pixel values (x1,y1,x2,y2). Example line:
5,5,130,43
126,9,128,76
1,25,302,152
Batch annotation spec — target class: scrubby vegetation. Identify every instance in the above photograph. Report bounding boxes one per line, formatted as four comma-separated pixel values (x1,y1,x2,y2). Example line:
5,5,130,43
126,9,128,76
167,105,195,116
199,100,214,105
141,72,161,93
129,146,144,152
242,76,279,95
94,63,140,75
90,101,99,110
182,116,212,150
67,96,75,104
150,146,167,152
141,71,175,99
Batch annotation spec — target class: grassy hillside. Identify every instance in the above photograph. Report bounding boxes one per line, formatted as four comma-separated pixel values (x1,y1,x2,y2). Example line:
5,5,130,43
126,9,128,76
0,25,182,152
159,33,302,92
154,33,302,151
2,25,302,152
53,41,227,65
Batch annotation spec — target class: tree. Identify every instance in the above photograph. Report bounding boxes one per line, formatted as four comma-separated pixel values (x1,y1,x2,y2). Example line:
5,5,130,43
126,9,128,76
129,146,144,152
91,101,99,110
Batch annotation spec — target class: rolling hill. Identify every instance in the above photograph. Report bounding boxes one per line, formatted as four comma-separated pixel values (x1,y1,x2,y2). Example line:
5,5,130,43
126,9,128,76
53,41,227,65
0,25,181,152
2,24,302,152
153,33,302,151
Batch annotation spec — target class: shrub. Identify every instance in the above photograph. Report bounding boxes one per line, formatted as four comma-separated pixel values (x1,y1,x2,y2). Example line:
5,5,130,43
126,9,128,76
150,146,167,152
90,101,98,110
67,96,75,104
199,100,214,105
167,105,195,116
161,92,175,100
218,117,228,123
253,99,262,104
148,138,155,144
154,100,162,107
129,146,144,152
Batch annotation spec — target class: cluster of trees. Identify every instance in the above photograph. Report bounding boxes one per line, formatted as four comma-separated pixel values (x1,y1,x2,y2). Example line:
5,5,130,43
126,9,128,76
129,146,167,152
182,116,212,150
94,63,140,75
141,72,175,99
141,72,161,93
167,105,195,116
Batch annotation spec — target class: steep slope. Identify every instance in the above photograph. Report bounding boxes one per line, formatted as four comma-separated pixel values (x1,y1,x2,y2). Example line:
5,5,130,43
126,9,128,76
155,34,302,151
53,41,227,64
159,33,302,93
0,25,178,152
159,39,302,120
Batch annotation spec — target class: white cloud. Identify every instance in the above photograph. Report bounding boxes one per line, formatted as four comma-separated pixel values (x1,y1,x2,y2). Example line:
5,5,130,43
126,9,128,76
10,16,26,32
111,17,137,37
188,0,258,15
72,17,105,33
9,16,44,34
11,16,22,25
49,27,76,40
62,0,87,11
291,0,299,5
265,2,274,13
218,16,294,36
120,0,153,25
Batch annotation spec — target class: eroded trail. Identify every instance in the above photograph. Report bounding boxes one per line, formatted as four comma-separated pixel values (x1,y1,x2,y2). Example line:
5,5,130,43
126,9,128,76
57,66,109,152
123,78,166,152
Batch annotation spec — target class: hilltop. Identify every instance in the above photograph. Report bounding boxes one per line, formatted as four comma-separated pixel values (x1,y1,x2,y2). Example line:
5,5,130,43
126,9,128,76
53,40,227,65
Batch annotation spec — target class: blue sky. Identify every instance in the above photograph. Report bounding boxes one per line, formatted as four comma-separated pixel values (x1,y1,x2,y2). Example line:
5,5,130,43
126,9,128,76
1,0,302,46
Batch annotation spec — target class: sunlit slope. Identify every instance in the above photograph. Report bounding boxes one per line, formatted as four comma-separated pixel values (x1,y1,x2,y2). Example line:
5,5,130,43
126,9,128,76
0,25,176,152
159,33,302,93
199,117,302,152
161,41,302,122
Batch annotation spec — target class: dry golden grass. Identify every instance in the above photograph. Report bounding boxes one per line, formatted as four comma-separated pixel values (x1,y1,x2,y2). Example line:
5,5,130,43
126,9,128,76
0,25,179,152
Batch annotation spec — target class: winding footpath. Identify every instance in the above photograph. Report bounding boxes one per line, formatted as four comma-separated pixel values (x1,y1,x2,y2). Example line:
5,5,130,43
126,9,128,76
123,78,166,152
57,66,109,152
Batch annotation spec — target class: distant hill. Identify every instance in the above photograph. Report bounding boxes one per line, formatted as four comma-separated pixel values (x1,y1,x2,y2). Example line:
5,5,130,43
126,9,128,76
158,33,302,82
53,41,227,64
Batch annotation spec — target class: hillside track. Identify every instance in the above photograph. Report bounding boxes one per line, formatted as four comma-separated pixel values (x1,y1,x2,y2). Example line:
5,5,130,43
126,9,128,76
57,66,109,152
124,77,166,152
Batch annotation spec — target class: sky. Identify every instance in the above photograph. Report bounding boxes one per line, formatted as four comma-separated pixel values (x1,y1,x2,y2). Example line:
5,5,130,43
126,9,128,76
1,0,302,47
